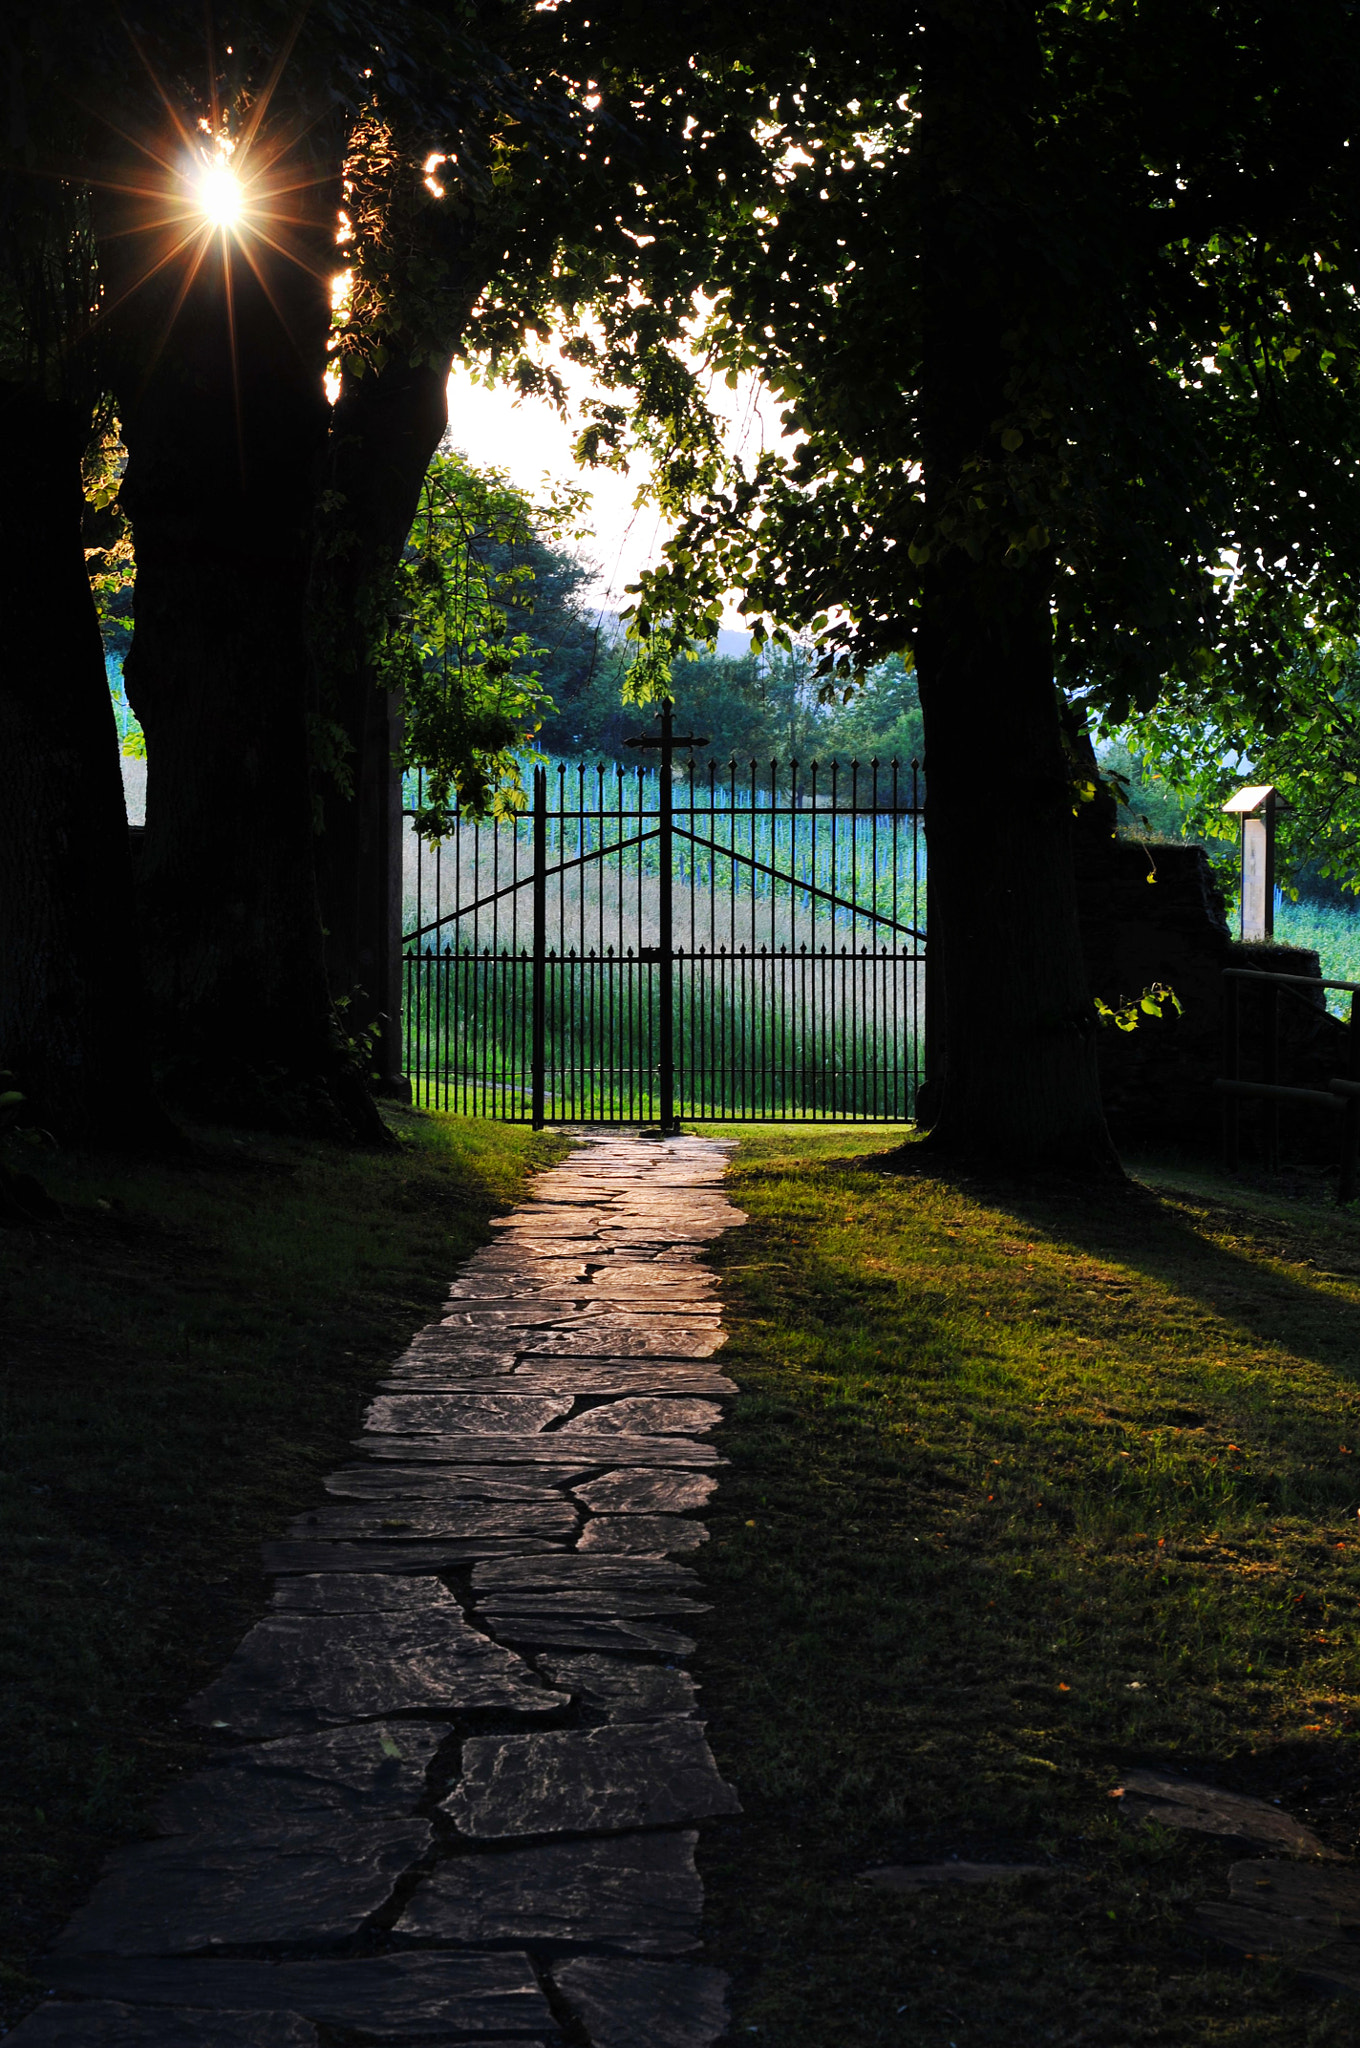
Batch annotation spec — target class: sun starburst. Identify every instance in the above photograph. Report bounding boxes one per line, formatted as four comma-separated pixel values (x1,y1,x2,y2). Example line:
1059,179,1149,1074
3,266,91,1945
196,148,243,232
66,23,339,393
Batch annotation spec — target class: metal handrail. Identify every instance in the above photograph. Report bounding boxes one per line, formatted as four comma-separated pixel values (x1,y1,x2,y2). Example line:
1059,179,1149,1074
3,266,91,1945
1224,966,1360,994
1221,966,1360,1201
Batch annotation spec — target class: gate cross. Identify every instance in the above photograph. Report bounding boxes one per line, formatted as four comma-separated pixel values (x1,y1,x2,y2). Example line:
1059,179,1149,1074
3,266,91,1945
622,700,709,1133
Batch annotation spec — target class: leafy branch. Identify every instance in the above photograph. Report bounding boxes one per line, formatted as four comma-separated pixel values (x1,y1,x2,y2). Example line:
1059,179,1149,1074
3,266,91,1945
383,449,588,833
1094,984,1183,1034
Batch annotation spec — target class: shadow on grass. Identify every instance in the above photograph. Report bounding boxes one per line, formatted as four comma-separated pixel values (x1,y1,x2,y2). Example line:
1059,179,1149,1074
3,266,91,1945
696,1135,1360,2045
873,1140,1360,1401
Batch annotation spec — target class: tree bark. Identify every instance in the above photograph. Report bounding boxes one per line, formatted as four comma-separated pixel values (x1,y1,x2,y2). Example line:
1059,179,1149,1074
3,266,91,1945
311,357,452,1091
0,389,170,1148
101,159,385,1137
307,113,491,1089
914,0,1118,1170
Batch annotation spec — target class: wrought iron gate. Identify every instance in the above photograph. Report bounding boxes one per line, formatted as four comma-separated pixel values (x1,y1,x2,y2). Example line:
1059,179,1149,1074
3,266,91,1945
403,705,926,1125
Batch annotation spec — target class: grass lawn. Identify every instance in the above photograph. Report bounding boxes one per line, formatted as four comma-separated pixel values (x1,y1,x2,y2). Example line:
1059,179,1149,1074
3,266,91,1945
1275,900,1360,1013
0,1108,563,2027
693,1127,1360,2045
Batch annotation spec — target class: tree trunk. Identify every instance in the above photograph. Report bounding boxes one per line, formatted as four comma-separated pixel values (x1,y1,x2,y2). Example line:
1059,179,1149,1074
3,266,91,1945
103,167,385,1138
916,563,1115,1167
309,126,490,1089
0,389,170,1148
311,358,452,1092
914,0,1118,1170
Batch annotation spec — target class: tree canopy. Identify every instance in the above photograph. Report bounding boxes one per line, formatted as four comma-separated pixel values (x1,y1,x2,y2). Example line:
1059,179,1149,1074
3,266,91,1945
9,0,1360,1162
562,0,1360,1162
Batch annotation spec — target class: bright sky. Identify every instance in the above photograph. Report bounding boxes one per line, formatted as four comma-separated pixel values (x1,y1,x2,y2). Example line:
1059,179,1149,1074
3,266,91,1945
443,354,791,637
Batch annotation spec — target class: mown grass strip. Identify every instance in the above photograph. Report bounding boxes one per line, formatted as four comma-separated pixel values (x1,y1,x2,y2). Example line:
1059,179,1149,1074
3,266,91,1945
0,1109,563,2022
695,1128,1360,2045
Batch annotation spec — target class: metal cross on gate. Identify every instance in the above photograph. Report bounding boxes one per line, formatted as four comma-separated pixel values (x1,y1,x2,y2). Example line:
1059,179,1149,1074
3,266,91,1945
623,699,710,1132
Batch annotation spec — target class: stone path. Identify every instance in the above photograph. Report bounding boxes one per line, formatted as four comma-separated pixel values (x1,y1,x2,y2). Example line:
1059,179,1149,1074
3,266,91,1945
18,1134,743,2047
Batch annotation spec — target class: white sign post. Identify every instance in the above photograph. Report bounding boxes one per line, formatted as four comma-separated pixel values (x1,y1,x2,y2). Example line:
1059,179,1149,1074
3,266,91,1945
1222,785,1277,942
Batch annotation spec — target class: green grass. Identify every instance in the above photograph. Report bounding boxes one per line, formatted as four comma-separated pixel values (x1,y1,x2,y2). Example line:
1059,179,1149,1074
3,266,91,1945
692,1127,1360,2045
0,1108,564,2025
405,961,923,1124
14,1105,1360,2040
1276,900,1360,1010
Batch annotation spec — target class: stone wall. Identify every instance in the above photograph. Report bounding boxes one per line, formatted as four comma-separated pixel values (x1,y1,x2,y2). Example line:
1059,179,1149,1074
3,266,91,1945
1074,832,1349,1159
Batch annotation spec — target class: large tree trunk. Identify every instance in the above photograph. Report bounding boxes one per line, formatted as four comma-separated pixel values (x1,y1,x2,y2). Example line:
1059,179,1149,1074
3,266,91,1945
914,0,1117,1170
0,389,169,1148
308,121,490,1091
311,358,452,1092
102,161,384,1137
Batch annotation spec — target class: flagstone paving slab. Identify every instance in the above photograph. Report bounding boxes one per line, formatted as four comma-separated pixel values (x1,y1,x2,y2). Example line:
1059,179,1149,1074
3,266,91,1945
551,1956,731,2048
1195,1904,1360,1995
577,1514,707,1554
535,1655,698,1721
34,1135,740,2048
489,1223,606,1244
482,1615,698,1657
558,1397,724,1435
357,1432,723,1466
396,1831,703,1951
437,1302,605,1322
1227,1858,1360,1920
44,1957,552,2037
385,1353,522,1378
269,1572,458,1613
50,1821,433,1955
477,1587,704,1617
158,1723,444,1832
441,1283,590,1303
323,1466,585,1501
471,1556,707,1614
444,1720,740,1838
189,1607,565,1734
571,1469,720,1515
1115,1769,1337,1855
261,1537,568,1575
449,1254,590,1276
362,1394,575,1433
601,1219,731,1237
521,1323,725,1358
491,1205,615,1225
285,1501,579,1543
381,1368,736,1397
1193,1856,1360,1994
5,2004,320,2045
588,1258,720,1279
387,1346,521,1373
